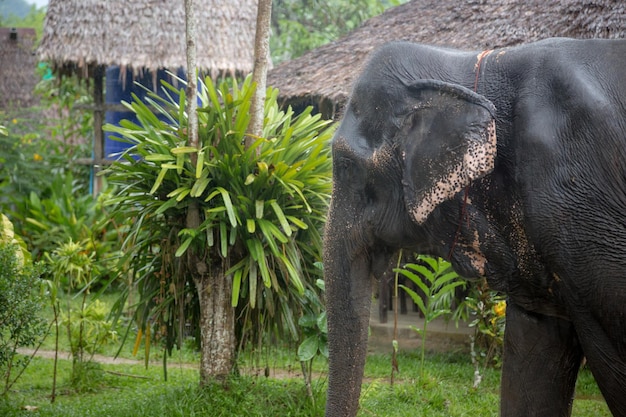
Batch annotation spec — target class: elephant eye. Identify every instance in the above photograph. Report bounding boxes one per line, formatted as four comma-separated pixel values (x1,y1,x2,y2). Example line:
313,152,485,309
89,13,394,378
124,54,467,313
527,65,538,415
348,100,360,118
336,157,356,177
335,156,366,191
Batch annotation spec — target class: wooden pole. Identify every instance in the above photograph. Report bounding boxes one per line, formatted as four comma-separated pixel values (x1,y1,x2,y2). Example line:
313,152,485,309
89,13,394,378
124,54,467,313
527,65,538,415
92,65,105,195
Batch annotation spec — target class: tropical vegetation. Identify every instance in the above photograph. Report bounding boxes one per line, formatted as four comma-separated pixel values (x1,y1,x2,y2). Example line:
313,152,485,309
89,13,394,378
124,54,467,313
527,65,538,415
102,74,334,383
270,0,408,63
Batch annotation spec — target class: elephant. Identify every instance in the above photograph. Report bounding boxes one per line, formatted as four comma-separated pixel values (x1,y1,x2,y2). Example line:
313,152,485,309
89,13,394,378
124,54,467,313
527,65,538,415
323,38,626,417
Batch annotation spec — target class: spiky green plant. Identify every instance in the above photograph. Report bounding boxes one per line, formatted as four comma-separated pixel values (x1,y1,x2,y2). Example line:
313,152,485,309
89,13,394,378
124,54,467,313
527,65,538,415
396,256,465,380
103,75,333,382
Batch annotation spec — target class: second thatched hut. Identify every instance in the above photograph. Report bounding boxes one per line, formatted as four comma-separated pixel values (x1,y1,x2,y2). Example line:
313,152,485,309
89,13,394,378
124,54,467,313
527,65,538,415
268,0,625,119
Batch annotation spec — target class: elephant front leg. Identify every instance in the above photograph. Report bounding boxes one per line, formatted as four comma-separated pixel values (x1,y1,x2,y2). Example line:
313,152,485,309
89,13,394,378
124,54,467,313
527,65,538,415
500,302,582,417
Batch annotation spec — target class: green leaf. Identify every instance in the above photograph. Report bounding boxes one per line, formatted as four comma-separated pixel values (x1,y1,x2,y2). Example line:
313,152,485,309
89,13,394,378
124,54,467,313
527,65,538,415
298,313,317,328
145,154,175,162
213,187,237,227
171,146,199,154
24,218,48,231
178,86,186,125
190,178,210,197
317,311,327,334
319,339,329,358
220,222,228,258
232,269,243,307
175,236,193,257
270,200,292,237
277,252,304,294
167,186,191,200
410,325,424,336
256,220,281,255
150,166,169,194
430,310,450,321
206,228,214,247
396,268,430,296
257,219,288,244
176,152,184,174
258,254,272,288
160,163,179,169
246,219,256,234
249,259,257,309
297,335,319,362
404,264,435,283
435,282,465,302
195,150,205,179
154,197,179,215
399,285,427,315
418,255,440,272
434,272,461,288
229,223,237,245
255,200,264,219
286,215,308,230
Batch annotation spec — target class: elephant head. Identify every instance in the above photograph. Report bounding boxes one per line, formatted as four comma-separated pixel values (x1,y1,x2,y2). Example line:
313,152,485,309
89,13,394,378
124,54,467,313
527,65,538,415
323,46,496,417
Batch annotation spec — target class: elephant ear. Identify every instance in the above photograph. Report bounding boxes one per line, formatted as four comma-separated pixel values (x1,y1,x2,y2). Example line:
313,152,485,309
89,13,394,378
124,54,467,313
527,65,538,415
402,80,497,224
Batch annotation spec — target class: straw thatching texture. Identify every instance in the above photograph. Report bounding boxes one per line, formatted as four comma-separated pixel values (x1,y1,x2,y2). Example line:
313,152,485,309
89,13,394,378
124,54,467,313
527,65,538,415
268,0,625,117
0,28,39,109
38,0,258,77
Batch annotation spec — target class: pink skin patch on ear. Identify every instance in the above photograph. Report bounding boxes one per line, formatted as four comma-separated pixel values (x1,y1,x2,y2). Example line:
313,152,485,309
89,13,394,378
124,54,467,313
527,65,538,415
410,119,497,224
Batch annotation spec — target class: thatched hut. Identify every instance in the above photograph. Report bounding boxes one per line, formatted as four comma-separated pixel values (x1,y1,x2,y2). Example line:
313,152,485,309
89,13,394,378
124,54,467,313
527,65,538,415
268,0,625,119
38,0,257,78
0,28,39,110
37,0,258,192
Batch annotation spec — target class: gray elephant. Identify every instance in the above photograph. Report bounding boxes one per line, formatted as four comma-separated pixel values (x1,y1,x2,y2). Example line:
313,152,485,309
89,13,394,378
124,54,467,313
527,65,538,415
323,38,626,417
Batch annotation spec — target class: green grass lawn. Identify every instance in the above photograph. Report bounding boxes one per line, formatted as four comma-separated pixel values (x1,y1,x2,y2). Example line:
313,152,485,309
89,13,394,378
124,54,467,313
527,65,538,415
0,348,610,417
3,292,611,416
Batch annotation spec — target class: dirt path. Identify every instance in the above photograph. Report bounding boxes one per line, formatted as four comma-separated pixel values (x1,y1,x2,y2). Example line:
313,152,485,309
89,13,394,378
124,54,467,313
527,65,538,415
17,348,197,368
17,348,322,380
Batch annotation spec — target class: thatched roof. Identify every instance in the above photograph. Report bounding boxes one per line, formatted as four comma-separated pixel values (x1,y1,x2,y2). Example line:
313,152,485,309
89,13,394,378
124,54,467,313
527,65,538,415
268,0,625,117
38,0,257,77
0,28,39,110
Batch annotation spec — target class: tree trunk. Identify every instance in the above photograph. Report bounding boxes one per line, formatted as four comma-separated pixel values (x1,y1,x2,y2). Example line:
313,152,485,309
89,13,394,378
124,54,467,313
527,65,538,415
193,263,235,384
186,201,236,383
245,0,273,148
184,0,199,153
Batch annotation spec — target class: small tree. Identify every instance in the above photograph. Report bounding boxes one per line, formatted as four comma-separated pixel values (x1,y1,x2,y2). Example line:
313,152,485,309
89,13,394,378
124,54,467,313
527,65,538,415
105,76,333,383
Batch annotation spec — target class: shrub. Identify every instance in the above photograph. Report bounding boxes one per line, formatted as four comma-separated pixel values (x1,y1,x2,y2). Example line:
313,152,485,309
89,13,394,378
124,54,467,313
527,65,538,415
463,279,506,369
0,215,47,396
61,299,118,362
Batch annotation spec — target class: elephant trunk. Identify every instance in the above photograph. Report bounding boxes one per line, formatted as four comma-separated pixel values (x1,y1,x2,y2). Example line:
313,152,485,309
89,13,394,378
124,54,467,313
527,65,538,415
323,204,372,417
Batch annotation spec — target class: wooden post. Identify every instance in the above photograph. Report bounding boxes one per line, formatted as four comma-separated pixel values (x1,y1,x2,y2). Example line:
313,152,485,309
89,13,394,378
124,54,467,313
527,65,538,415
92,65,105,195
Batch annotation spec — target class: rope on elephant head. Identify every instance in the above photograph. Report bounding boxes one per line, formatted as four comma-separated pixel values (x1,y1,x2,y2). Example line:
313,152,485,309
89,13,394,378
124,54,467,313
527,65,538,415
448,49,493,261
474,49,494,92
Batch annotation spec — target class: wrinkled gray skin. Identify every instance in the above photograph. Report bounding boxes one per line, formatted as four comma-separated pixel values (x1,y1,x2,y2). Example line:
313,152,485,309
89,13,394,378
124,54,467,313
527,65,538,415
323,38,626,417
